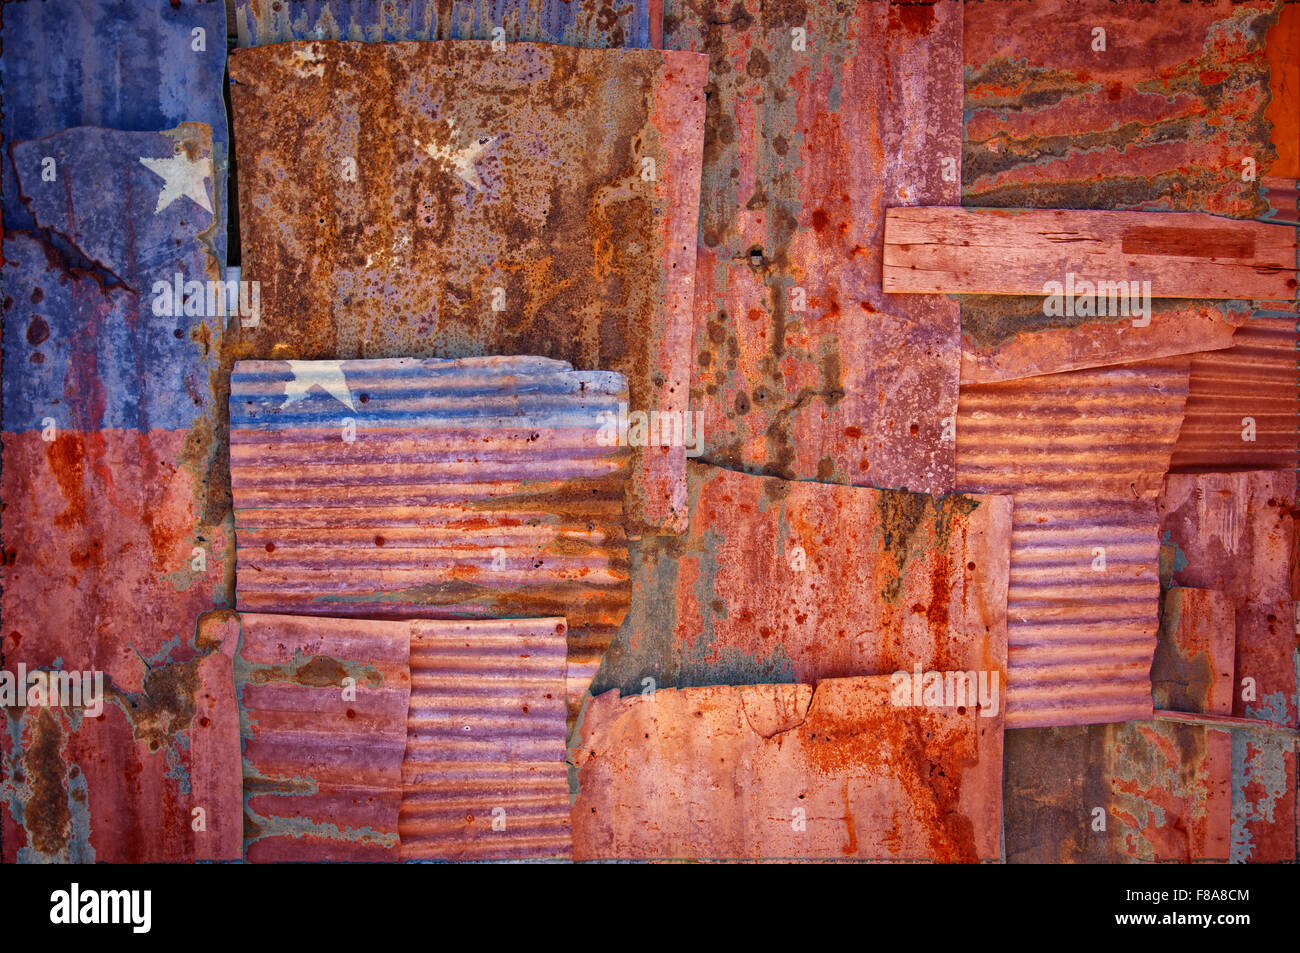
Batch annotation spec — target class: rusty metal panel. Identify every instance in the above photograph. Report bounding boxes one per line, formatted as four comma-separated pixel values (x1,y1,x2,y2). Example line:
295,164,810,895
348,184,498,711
1158,470,1298,726
1,0,229,260
238,612,412,862
573,675,1004,861
1,125,238,862
590,461,1012,697
1231,723,1298,862
228,356,631,712
235,0,654,48
228,40,706,534
1154,587,1236,716
401,618,570,861
669,0,963,494
956,358,1192,728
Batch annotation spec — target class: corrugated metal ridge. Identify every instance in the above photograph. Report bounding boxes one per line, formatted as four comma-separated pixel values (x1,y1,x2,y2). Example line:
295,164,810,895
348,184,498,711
957,357,1192,728
229,357,631,714
401,618,570,861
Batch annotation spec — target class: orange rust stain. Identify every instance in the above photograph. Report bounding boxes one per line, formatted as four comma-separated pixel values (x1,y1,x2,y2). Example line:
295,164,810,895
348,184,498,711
45,433,88,529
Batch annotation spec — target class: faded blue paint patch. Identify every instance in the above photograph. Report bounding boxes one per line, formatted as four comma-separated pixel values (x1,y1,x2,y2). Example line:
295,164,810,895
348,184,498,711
1229,729,1293,863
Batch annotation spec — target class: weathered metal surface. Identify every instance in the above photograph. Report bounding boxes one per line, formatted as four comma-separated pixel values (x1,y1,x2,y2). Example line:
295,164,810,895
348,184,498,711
1229,722,1297,862
401,618,570,861
1,0,228,260
591,460,1011,697
228,40,706,534
1158,471,1298,727
956,357,1192,728
963,0,1278,218
1,126,238,862
1263,2,1299,178
237,612,412,862
1154,587,1236,716
573,675,1004,862
235,0,653,48
229,356,631,713
670,0,962,495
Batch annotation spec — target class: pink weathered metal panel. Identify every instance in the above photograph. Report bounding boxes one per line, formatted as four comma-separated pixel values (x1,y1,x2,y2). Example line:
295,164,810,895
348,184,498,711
1154,587,1236,716
1158,470,1298,726
401,618,571,861
573,675,1004,861
956,357,1192,728
228,40,706,534
670,0,963,494
238,613,412,862
1231,725,1297,862
228,357,631,713
589,461,1012,699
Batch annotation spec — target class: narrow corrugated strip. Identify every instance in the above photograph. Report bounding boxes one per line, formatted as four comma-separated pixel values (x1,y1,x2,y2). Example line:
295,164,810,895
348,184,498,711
401,618,570,861
957,358,1192,728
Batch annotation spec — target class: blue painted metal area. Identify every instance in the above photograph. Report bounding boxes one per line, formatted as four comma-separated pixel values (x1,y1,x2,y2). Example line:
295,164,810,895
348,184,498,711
1,0,228,261
234,0,652,49
4,126,222,433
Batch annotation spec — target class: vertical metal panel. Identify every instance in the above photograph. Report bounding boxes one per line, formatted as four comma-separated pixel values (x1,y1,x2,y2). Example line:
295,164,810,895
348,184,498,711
573,676,1004,861
401,618,570,861
229,356,631,712
956,358,1192,728
1154,587,1236,716
669,0,963,495
235,0,653,48
238,613,412,862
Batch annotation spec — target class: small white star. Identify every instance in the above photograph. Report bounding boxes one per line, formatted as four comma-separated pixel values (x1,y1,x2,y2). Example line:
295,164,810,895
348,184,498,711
415,119,495,190
139,153,213,215
281,361,356,412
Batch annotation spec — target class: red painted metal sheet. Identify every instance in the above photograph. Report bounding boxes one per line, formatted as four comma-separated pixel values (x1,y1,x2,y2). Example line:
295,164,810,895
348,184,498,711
1154,587,1236,716
670,0,963,495
401,618,570,861
229,357,631,713
589,461,1012,700
1158,470,1299,726
228,40,706,535
573,675,1004,861
956,358,1192,728
1231,724,1298,862
238,612,412,862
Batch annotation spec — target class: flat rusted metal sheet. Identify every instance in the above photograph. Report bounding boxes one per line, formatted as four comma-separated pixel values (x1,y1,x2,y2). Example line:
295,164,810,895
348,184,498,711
590,461,1012,697
956,357,1192,728
1,0,229,260
670,0,962,494
238,612,412,862
1158,470,1298,727
235,0,654,48
1230,722,1298,862
228,40,706,534
2,126,238,862
401,618,570,861
1154,587,1236,716
229,356,631,713
573,675,1004,861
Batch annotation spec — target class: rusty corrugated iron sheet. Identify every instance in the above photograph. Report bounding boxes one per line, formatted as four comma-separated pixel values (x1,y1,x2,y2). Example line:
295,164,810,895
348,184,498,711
591,461,1012,697
2,125,238,862
401,618,570,861
235,0,654,48
956,357,1192,728
1158,470,1298,727
228,40,706,534
237,612,412,862
1,0,229,260
1154,587,1236,716
228,356,630,713
572,675,1004,862
669,0,962,495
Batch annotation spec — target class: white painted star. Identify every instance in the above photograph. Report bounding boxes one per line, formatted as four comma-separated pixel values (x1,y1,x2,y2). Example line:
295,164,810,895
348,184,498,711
415,119,495,190
281,361,357,411
139,153,213,215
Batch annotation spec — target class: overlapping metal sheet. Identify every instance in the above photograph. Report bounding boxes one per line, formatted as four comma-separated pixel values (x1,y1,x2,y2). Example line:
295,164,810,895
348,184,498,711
956,357,1192,728
591,461,1011,696
228,40,706,534
238,613,412,862
1153,587,1236,716
234,0,654,49
401,619,570,861
669,0,962,495
229,356,631,711
573,675,1005,862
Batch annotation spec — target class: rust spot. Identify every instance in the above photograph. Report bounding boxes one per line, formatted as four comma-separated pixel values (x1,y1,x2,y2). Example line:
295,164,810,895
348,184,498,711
22,709,71,855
